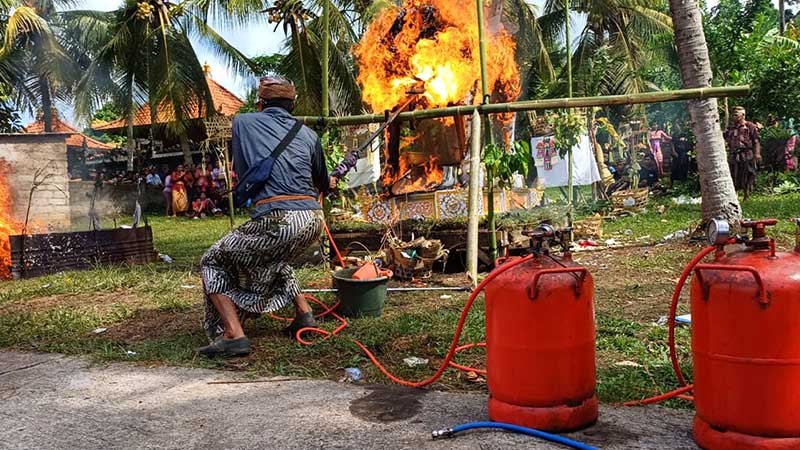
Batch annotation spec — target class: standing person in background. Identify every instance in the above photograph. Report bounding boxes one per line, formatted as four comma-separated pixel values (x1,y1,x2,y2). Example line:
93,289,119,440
670,122,692,186
784,123,797,172
648,123,671,178
724,106,761,201
171,165,190,216
196,76,333,358
792,123,800,172
163,172,173,216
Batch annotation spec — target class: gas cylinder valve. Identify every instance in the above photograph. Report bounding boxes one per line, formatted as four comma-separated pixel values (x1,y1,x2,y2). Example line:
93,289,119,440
526,223,572,255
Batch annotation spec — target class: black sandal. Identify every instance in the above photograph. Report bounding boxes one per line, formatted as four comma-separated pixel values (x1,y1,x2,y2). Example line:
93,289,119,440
195,336,251,358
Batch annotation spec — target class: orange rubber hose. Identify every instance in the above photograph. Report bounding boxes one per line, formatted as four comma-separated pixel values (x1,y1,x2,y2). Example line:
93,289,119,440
624,385,695,407
291,255,534,388
626,243,728,407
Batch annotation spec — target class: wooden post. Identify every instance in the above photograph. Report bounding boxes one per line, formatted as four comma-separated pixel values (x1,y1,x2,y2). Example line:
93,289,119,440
223,144,235,231
467,111,482,286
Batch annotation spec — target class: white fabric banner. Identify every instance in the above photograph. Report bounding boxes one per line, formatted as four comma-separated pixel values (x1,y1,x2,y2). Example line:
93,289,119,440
346,138,382,189
531,134,601,188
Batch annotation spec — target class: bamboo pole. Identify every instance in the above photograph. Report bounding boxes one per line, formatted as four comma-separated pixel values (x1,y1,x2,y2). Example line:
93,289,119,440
296,86,749,126
322,0,330,117
565,0,572,99
477,0,490,105
565,0,574,211
223,144,235,231
476,0,497,261
467,110,482,286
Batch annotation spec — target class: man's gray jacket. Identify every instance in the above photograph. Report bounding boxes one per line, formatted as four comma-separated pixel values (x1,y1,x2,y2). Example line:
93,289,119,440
232,107,329,217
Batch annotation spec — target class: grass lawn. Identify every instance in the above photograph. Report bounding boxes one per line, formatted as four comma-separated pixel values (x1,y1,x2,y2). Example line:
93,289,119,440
1,188,799,408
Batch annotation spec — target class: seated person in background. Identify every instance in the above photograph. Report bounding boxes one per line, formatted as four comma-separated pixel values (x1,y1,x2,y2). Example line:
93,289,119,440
639,154,660,188
146,167,163,186
191,193,217,219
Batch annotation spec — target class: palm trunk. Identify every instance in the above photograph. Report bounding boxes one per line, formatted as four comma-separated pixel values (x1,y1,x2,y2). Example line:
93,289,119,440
180,134,192,165
126,92,135,173
669,0,741,222
40,75,53,133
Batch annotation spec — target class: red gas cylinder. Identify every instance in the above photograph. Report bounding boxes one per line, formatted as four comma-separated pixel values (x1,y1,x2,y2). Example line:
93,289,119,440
691,219,800,449
485,225,597,432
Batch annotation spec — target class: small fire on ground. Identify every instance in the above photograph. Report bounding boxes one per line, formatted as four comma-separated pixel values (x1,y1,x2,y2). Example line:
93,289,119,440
0,160,21,280
354,0,522,195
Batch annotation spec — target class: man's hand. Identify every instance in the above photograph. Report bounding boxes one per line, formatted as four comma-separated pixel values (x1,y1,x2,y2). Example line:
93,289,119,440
755,153,763,165
329,176,339,190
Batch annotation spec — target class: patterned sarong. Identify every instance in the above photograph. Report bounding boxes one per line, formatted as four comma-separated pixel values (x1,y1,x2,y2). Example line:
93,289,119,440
729,148,757,196
200,209,323,340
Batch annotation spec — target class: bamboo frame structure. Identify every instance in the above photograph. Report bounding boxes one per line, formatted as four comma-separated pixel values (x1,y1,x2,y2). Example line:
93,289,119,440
467,110,482,284
314,1,748,274
300,85,749,126
476,0,497,259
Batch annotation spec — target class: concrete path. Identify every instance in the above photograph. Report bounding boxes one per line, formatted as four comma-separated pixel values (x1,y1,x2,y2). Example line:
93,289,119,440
0,351,698,450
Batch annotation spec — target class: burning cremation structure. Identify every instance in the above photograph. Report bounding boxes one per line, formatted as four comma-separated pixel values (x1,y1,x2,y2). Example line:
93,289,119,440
349,0,535,221
0,133,156,280
344,0,538,223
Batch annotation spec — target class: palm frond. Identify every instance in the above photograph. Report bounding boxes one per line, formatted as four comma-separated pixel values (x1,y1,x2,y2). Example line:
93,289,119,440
184,13,257,77
183,0,267,27
1,6,50,56
762,29,800,50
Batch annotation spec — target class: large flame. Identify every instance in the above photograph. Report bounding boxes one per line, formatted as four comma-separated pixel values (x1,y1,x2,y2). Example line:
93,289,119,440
355,1,521,195
0,160,20,280
355,0,521,112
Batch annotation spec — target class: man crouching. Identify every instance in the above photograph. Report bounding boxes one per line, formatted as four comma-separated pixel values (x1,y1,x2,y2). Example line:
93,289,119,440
196,77,331,358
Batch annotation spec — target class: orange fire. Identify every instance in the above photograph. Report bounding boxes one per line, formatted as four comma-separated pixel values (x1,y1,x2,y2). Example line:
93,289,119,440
354,0,521,113
389,153,445,196
355,1,521,195
0,160,21,280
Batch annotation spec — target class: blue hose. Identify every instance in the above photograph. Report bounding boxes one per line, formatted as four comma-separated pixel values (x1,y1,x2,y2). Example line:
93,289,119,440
432,421,599,450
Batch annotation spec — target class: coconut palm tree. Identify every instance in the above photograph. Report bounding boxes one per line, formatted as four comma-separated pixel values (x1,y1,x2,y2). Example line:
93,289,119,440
537,0,673,99
0,0,84,132
70,0,256,167
266,0,362,116
501,0,557,98
669,0,741,221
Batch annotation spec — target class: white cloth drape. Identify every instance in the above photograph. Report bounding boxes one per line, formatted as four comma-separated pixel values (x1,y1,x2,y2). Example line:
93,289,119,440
531,134,601,187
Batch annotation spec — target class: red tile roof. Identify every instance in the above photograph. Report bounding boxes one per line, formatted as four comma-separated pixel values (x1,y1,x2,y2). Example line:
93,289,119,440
25,116,116,150
92,77,244,132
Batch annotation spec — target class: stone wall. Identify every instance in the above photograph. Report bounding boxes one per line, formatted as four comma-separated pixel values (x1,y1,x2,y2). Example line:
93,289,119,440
0,134,71,230
69,182,165,223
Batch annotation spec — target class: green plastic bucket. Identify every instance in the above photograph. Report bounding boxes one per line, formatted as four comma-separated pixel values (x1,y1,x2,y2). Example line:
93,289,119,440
333,268,389,318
